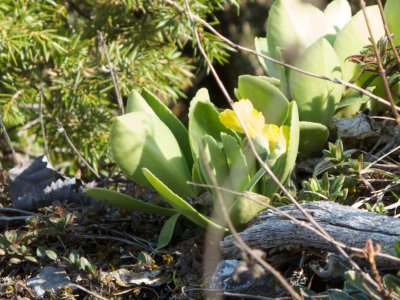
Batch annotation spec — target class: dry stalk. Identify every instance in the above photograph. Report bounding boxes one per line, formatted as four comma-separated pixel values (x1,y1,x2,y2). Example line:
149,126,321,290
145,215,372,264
0,116,17,165
360,0,400,126
56,118,101,179
376,0,400,69
38,83,50,163
181,0,384,292
98,31,125,115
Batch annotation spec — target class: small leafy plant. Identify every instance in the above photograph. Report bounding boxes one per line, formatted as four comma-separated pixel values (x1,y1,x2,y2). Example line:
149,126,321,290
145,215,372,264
254,0,400,156
87,82,300,246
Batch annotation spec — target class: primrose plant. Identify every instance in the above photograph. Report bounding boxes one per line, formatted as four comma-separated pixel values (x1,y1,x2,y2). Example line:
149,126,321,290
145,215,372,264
254,0,400,156
86,85,299,247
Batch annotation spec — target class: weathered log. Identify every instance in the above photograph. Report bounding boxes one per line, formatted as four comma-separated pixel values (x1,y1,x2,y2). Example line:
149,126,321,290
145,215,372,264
221,201,400,267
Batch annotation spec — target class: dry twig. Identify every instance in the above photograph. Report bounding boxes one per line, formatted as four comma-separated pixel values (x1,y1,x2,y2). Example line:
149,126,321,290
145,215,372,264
98,31,125,115
360,0,400,126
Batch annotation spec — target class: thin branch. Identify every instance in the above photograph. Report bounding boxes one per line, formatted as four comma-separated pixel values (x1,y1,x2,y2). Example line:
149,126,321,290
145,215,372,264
360,0,400,126
98,31,125,115
180,0,382,292
56,118,101,179
0,115,18,165
38,84,50,163
165,0,400,113
188,182,400,265
376,0,400,69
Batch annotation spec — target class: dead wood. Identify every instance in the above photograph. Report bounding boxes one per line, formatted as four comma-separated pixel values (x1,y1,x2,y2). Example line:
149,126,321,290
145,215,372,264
221,201,400,268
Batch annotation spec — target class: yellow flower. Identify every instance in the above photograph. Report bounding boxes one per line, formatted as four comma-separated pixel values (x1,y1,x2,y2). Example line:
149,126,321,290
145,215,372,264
263,124,289,154
219,99,265,138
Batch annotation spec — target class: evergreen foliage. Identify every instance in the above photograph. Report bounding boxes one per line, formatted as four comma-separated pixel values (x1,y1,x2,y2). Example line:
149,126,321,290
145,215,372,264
0,0,238,173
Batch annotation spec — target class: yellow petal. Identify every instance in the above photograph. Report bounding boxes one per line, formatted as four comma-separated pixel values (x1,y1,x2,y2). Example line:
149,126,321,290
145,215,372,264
263,124,287,153
219,99,265,138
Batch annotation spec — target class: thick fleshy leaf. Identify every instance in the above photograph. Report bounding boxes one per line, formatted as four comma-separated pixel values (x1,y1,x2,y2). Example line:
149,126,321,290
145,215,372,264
85,188,175,215
111,112,194,197
199,135,232,191
334,5,384,82
266,0,331,63
385,0,400,45
298,121,329,157
254,37,280,78
323,0,352,41
188,88,234,160
157,213,180,249
235,75,289,125
126,89,193,168
263,101,299,195
289,38,343,125
221,133,251,192
126,90,155,115
229,192,270,230
140,88,193,168
142,168,225,230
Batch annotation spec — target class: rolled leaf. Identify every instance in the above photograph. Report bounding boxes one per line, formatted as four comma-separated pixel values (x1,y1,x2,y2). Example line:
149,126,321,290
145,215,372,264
188,88,235,161
263,101,299,195
111,112,194,197
221,133,252,192
289,37,343,125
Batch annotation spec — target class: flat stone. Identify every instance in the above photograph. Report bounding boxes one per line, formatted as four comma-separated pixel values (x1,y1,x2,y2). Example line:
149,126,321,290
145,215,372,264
27,266,74,298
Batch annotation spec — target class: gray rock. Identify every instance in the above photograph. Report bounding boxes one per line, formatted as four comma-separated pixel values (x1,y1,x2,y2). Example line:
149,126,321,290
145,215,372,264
27,266,75,298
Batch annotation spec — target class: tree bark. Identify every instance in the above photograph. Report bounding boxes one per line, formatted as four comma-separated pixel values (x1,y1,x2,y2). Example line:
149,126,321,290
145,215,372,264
221,201,400,267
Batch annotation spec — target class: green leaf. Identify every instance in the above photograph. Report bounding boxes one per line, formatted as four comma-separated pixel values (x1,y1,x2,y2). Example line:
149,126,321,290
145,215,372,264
142,168,225,231
126,90,156,115
299,121,329,157
289,38,343,125
383,274,400,294
111,111,194,197
198,135,235,216
229,192,270,230
254,37,280,78
126,89,193,169
328,289,357,300
385,0,400,46
235,75,289,125
157,213,180,249
221,133,251,192
263,101,299,196
323,0,352,41
36,246,46,258
188,88,234,161
140,88,193,168
266,0,331,62
334,5,384,82
85,188,175,215
45,249,58,261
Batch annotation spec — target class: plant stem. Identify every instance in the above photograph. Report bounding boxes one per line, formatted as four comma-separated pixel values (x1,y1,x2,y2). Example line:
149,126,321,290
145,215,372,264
360,0,400,126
